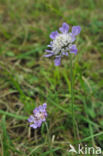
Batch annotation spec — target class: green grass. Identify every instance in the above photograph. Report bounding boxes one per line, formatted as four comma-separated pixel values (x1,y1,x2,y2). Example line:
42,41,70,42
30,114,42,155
0,0,103,155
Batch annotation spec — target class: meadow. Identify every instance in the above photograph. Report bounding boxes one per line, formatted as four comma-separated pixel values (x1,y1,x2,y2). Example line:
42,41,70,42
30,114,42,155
0,0,103,155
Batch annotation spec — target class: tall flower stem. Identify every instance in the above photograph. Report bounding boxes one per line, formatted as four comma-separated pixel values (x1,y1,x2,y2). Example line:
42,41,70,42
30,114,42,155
45,122,53,156
70,54,76,140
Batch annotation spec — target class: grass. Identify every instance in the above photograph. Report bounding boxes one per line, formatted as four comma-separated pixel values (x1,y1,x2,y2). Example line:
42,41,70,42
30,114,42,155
0,0,103,155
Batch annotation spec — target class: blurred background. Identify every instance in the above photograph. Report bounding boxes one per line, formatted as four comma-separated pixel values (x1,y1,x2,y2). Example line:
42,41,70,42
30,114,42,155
0,0,103,155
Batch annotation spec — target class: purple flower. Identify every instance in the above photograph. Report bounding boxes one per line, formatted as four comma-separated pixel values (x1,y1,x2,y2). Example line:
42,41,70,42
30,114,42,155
54,56,61,66
50,31,59,40
28,103,47,129
59,23,69,33
72,26,81,36
44,23,81,66
69,44,78,55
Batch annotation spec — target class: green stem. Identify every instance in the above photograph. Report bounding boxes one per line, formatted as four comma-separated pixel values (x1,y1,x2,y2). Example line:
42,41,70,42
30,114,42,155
45,122,53,156
45,122,50,142
70,54,76,140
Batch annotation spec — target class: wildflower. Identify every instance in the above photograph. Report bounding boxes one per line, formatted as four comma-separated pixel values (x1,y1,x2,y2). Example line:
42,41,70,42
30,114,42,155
44,23,81,66
28,103,47,129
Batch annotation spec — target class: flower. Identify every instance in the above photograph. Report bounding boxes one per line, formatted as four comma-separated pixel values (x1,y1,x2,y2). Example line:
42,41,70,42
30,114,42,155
28,103,47,129
44,23,81,66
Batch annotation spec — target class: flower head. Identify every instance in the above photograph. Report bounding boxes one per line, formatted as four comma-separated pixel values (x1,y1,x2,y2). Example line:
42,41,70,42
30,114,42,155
44,23,81,66
28,103,47,129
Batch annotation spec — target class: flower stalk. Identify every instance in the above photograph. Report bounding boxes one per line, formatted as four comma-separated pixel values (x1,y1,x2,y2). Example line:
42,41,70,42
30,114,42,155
70,53,76,140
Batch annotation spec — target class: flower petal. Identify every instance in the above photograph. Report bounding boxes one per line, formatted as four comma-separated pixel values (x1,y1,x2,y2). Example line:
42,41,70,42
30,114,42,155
45,50,53,53
44,112,48,117
69,44,78,55
37,120,42,127
69,32,76,42
62,52,68,56
33,107,39,114
44,53,54,57
30,124,38,129
50,31,58,40
54,56,61,66
72,26,81,36
28,115,35,123
59,23,69,33
47,45,52,47
43,103,47,109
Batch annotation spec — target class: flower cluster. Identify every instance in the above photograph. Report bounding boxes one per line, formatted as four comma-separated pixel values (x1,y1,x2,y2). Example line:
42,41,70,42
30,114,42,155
28,23,81,129
44,23,81,66
28,103,47,129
